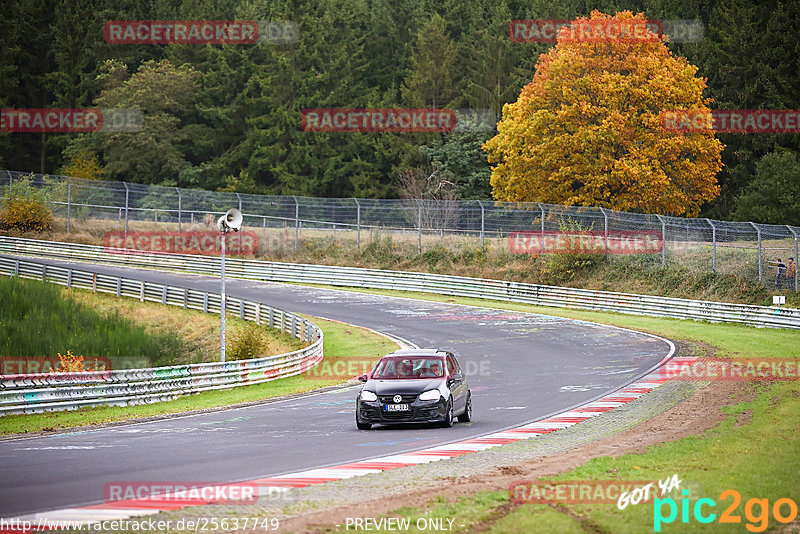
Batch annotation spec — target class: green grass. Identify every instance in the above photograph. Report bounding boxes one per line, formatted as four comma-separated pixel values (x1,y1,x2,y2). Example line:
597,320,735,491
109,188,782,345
0,315,398,436
301,285,799,533
0,276,187,365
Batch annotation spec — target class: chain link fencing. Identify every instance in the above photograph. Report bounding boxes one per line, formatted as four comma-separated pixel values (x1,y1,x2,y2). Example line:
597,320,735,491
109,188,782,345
2,169,798,291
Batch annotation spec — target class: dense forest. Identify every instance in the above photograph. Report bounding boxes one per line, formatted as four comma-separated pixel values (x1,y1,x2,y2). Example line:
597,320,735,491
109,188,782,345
2,0,799,222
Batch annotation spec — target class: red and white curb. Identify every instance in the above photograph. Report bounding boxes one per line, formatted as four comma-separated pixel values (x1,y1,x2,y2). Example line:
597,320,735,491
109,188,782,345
2,352,699,531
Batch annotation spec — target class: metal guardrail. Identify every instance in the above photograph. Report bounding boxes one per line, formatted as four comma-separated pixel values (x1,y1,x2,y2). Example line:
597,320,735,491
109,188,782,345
0,255,324,416
2,236,798,330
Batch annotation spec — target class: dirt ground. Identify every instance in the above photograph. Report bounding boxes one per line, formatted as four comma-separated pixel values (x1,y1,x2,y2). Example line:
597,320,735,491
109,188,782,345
279,380,753,533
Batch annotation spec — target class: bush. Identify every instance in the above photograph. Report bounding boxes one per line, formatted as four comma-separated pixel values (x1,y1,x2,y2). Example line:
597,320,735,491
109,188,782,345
540,217,604,283
226,323,269,361
0,194,53,232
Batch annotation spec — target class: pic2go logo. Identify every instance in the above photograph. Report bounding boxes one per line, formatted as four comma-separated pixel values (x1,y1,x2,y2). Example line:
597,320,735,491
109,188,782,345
654,489,798,532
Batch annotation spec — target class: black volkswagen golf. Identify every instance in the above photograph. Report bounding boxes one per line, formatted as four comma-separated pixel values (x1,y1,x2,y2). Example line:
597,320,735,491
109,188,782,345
355,349,472,429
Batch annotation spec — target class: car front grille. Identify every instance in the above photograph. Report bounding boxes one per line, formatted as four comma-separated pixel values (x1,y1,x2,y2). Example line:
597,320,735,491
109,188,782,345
379,394,417,404
381,410,415,420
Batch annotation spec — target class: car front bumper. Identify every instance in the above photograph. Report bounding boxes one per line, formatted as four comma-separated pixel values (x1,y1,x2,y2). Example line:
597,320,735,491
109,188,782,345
356,398,448,425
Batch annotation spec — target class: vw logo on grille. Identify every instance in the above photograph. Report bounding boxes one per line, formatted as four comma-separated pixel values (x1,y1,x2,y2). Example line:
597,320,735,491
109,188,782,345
393,395,403,403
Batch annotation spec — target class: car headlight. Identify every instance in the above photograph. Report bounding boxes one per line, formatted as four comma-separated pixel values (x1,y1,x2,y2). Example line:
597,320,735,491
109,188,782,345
419,389,441,401
360,390,377,402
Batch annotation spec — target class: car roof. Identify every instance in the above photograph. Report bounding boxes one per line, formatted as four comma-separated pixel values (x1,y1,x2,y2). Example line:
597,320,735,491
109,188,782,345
383,349,448,358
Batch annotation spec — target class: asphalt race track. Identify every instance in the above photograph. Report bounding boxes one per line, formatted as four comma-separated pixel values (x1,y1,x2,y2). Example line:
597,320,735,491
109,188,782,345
0,255,674,517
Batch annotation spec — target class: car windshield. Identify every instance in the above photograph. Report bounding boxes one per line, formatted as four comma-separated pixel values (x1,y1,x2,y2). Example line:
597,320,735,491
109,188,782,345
371,357,444,379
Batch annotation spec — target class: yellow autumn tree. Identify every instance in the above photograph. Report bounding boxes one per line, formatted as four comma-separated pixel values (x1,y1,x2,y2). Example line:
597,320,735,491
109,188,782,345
61,151,103,180
484,10,723,216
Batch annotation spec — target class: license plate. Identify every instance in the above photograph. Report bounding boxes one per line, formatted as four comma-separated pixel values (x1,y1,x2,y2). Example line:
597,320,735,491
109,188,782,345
385,404,409,412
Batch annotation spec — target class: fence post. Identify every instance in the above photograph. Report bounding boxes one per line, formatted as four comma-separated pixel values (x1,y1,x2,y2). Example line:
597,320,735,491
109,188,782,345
416,199,422,253
656,215,666,268
123,181,129,238
705,218,716,273
477,200,485,250
236,192,243,250
537,203,545,254
176,187,182,233
293,195,299,251
66,178,72,233
354,198,361,250
788,226,799,292
7,170,12,198
749,222,762,281
600,207,609,253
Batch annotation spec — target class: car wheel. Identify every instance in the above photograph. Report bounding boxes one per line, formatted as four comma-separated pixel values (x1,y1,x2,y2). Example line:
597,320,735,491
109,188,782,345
457,393,472,423
441,400,454,428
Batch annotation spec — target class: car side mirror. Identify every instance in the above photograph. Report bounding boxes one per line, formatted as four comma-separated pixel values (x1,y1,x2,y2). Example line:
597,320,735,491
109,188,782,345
357,374,368,382
449,371,463,383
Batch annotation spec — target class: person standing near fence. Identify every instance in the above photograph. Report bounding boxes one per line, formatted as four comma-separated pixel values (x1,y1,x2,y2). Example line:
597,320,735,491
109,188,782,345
787,258,796,291
775,258,787,289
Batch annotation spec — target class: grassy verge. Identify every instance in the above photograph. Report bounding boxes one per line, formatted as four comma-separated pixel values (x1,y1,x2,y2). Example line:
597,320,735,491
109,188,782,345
0,276,307,369
302,287,798,533
0,316,398,436
0,276,187,367
64,286,308,367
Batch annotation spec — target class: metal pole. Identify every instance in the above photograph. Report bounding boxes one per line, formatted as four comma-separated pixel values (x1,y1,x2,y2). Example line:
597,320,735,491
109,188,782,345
220,230,226,363
656,215,666,268
123,181,129,238
236,193,242,250
7,170,12,198
600,207,609,253
293,195,299,251
788,226,799,292
538,203,545,254
176,187,182,233
416,199,422,253
354,198,361,250
705,218,717,273
66,178,71,233
478,200,485,250
749,222,762,281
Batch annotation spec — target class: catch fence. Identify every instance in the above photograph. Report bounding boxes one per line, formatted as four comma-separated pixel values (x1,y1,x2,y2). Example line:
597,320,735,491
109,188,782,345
3,170,798,290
